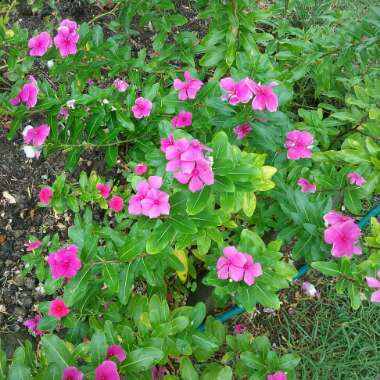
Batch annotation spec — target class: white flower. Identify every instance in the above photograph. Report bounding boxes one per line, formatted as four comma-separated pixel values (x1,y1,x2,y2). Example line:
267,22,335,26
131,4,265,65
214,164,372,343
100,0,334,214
67,99,76,109
102,99,110,105
23,145,41,159
47,60,54,68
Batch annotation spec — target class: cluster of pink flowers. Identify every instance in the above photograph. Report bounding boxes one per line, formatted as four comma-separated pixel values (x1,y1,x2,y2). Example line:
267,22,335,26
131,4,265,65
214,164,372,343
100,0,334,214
267,371,287,380
323,211,361,258
347,172,366,187
234,123,252,140
174,71,203,100
285,130,314,160
10,75,39,109
365,271,380,303
220,77,279,112
96,182,124,212
297,178,316,193
128,176,170,219
23,315,43,336
47,244,82,280
54,19,80,58
22,123,50,159
161,135,214,192
216,246,263,286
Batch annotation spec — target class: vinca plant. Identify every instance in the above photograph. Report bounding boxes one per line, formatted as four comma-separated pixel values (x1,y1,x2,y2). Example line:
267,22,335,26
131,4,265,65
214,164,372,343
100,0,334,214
1,0,380,379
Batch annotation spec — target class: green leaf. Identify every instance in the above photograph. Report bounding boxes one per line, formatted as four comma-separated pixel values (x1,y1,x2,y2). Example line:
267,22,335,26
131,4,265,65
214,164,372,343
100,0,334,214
105,145,118,168
0,345,6,380
180,357,199,380
7,364,31,380
90,331,107,365
169,213,198,234
118,263,134,305
63,265,92,306
344,189,362,214
311,261,341,276
146,223,175,254
41,335,74,372
186,186,212,215
279,353,301,371
199,48,225,67
254,284,280,309
92,25,104,46
124,348,164,372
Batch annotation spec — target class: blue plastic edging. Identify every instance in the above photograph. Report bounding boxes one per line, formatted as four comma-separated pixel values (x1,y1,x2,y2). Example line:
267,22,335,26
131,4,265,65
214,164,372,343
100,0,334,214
198,202,380,331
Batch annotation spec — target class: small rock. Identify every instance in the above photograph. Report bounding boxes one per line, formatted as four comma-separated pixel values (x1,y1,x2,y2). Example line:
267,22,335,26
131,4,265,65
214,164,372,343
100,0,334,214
2,191,16,204
13,306,25,318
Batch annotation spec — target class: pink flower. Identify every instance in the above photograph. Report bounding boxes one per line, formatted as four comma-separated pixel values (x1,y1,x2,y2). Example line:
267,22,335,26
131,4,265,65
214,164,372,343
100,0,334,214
132,97,152,119
267,371,287,380
134,163,148,175
48,298,70,319
114,79,129,92
233,324,246,334
152,366,167,380
241,253,263,285
109,196,124,212
38,187,53,205
25,240,43,251
285,130,313,160
174,71,203,100
323,211,353,226
47,245,81,280
62,367,84,380
347,172,366,187
160,134,175,153
174,158,214,192
171,111,192,128
54,21,80,58
216,246,247,282
220,77,252,105
10,76,39,108
58,106,70,119
301,281,319,298
87,79,95,86
324,220,361,258
95,360,120,380
297,178,316,193
23,124,50,146
365,271,380,302
247,80,279,112
23,315,43,336
141,189,170,218
28,32,52,57
234,123,252,140
96,183,111,199
107,345,126,362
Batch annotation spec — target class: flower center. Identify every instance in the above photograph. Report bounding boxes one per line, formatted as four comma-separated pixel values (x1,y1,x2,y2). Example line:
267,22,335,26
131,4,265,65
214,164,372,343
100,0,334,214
192,169,199,176
153,199,160,205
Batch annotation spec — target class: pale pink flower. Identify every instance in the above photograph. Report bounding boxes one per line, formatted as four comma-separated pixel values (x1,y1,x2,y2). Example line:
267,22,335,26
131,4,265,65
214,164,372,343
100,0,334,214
246,80,279,112
365,271,380,302
28,32,52,57
134,163,148,175
87,79,95,85
160,134,175,153
62,367,83,380
174,71,203,100
323,211,353,226
23,315,43,336
38,187,53,205
25,240,43,251
324,220,361,258
54,23,80,57
347,172,366,187
216,246,247,282
132,97,152,119
23,124,50,146
285,130,313,160
171,111,192,128
141,189,170,218
47,244,81,280
233,324,246,334
23,145,42,159
301,281,320,298
241,253,263,285
60,19,77,33
234,123,252,140
297,178,316,193
48,298,70,319
96,183,111,199
267,371,287,380
114,79,129,92
58,106,70,119
95,360,120,380
107,344,126,362
10,76,39,108
220,77,252,105
109,196,124,212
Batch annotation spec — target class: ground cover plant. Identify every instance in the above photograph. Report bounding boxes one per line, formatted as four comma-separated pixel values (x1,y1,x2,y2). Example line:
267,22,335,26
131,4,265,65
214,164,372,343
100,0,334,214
0,0,379,379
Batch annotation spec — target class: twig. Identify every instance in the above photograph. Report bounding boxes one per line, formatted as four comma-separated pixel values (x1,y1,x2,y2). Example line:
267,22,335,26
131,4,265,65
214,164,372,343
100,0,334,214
88,2,121,25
